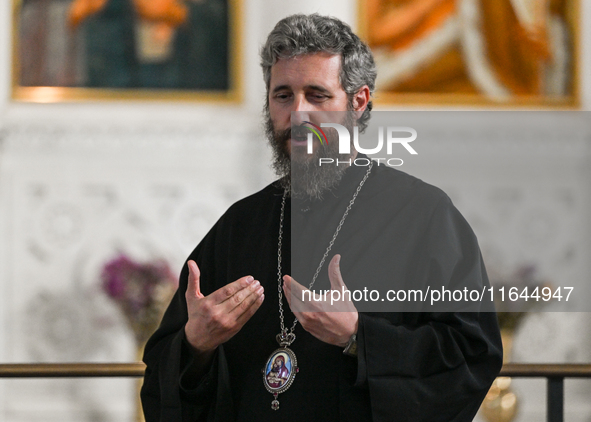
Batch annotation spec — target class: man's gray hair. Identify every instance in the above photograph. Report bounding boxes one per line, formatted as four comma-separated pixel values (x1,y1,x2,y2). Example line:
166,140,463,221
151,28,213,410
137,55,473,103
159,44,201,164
260,14,377,131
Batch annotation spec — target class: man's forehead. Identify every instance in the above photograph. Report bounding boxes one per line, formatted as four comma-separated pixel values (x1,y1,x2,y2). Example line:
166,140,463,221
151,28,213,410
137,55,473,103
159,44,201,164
269,53,342,89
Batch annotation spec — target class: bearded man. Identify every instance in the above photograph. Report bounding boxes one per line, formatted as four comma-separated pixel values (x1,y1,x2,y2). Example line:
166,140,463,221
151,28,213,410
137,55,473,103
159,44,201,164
141,13,502,422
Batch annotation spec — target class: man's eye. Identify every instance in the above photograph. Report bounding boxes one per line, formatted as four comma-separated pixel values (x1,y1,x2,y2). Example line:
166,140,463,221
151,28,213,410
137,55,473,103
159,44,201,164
310,94,328,101
275,93,291,101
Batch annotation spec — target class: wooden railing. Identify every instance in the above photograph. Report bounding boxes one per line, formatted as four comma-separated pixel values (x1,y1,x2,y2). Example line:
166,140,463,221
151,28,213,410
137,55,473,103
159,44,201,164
1,363,590,422
0,362,145,378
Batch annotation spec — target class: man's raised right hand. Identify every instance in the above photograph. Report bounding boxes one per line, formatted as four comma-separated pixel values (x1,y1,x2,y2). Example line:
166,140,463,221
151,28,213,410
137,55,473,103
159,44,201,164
184,260,265,354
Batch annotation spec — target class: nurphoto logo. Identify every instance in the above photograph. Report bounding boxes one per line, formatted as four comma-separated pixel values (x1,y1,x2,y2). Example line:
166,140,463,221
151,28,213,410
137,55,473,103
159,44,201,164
305,123,418,167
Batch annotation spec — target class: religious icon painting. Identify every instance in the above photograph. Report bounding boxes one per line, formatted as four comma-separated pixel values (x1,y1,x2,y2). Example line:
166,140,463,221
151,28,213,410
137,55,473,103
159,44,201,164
357,0,580,107
263,347,298,410
12,0,242,102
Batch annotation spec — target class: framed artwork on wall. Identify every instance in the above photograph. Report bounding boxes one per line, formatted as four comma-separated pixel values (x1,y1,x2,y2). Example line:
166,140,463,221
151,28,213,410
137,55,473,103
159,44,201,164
357,0,580,107
12,0,242,102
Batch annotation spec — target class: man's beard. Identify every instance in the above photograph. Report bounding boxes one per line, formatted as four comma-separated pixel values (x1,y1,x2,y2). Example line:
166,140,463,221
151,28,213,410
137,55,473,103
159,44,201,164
265,111,356,200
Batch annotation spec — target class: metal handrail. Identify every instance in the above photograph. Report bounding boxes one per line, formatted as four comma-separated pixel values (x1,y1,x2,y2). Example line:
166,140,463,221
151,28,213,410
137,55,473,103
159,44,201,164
500,363,591,378
0,362,589,422
499,363,591,422
0,362,146,378
1,362,590,378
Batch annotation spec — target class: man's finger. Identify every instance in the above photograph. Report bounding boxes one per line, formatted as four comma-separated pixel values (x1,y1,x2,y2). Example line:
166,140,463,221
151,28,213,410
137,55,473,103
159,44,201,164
283,278,307,321
328,254,348,290
283,275,320,312
234,286,265,323
222,280,262,312
187,260,204,299
209,275,255,304
283,276,291,308
285,276,308,300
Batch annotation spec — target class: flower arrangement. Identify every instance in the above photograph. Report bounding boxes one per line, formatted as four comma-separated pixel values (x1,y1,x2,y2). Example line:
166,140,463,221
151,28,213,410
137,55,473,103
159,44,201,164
488,264,551,331
101,254,178,345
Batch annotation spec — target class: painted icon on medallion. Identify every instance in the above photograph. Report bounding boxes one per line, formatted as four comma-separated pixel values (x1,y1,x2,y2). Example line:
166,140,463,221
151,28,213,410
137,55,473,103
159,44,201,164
265,352,291,388
263,348,298,393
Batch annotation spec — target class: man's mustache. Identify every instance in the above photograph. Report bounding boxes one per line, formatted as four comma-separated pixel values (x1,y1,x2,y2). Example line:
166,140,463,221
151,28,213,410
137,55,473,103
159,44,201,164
275,125,314,144
291,125,309,141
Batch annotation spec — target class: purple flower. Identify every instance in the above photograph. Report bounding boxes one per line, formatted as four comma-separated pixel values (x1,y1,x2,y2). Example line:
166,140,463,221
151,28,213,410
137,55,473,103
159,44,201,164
100,253,178,344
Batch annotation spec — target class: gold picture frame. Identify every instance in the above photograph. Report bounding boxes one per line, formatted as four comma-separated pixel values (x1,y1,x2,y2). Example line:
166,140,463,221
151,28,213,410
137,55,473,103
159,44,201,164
12,0,243,103
357,0,580,108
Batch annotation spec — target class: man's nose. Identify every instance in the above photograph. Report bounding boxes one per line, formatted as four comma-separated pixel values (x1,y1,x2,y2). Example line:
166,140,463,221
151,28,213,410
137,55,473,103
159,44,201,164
291,95,311,126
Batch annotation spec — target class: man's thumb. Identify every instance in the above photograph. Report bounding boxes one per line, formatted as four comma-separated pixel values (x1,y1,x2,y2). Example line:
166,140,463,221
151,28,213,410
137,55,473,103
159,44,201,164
187,260,204,298
328,254,346,290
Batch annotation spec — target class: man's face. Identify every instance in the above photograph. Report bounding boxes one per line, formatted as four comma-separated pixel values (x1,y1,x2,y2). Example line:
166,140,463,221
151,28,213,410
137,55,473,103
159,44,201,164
265,53,358,199
267,52,350,156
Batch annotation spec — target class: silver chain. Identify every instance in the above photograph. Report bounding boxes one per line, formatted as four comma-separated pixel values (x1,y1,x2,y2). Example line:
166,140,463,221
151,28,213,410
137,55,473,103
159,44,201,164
276,162,373,344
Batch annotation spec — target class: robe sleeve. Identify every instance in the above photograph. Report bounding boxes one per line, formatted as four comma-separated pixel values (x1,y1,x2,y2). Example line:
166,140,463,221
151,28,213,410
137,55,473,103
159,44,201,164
353,196,503,421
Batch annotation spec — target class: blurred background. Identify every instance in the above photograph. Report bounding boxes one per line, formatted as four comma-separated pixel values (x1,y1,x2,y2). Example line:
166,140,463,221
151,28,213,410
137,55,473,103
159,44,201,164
1,0,590,420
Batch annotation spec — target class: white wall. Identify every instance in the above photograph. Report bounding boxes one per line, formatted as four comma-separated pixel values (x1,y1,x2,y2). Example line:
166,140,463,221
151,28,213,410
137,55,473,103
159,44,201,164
0,0,590,421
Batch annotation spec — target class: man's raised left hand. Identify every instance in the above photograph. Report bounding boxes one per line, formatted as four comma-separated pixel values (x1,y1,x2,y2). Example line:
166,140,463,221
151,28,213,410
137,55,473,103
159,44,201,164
283,254,358,348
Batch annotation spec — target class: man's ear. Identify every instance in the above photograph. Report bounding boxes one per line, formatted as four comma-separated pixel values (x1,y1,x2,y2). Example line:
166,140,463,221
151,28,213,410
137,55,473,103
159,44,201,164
351,85,370,112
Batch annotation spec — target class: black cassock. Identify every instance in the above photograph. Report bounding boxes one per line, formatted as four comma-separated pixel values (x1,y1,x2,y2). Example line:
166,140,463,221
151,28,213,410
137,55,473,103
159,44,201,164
141,161,503,422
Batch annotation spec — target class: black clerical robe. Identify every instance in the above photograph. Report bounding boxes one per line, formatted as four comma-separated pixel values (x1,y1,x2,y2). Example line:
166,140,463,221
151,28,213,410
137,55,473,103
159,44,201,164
141,162,503,422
